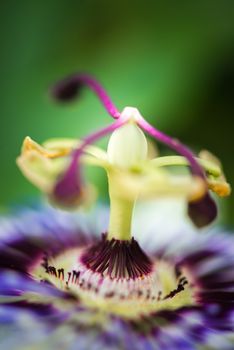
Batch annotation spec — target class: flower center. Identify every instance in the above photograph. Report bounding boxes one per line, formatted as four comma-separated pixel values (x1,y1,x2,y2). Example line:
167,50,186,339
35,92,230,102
29,115,196,318
31,236,195,319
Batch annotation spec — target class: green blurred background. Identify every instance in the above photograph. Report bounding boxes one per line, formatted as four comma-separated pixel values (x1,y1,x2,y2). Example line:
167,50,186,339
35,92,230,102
0,1,234,224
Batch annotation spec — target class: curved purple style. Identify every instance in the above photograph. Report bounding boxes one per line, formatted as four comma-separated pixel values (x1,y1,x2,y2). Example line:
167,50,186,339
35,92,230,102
81,234,152,279
51,73,121,119
52,73,206,180
52,73,217,226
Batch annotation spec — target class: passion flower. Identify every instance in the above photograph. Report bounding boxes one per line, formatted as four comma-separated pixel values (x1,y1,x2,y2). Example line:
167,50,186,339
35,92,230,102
0,74,233,350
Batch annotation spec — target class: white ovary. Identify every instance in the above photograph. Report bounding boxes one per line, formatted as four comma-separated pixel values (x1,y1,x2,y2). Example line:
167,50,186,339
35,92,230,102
107,122,148,169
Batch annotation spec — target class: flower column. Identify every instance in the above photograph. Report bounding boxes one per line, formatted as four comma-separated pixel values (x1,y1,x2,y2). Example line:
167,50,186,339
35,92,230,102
106,118,148,240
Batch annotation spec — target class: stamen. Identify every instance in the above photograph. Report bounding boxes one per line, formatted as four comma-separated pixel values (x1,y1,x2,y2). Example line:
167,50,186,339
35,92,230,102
53,118,125,205
81,234,152,280
51,73,121,119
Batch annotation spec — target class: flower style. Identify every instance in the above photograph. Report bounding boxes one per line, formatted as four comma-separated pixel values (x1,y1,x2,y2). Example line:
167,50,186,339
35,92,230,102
0,74,233,350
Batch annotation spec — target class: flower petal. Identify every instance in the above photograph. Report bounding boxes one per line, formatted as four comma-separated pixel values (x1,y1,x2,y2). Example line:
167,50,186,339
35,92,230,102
0,205,233,349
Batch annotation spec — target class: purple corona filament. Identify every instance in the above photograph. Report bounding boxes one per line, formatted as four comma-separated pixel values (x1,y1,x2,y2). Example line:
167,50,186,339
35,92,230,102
81,234,152,279
52,74,121,119
54,118,125,204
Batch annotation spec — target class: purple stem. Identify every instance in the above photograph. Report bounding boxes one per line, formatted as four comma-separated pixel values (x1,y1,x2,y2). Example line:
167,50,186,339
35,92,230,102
54,118,126,202
138,118,205,180
77,75,120,119
53,73,121,119
69,118,125,171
